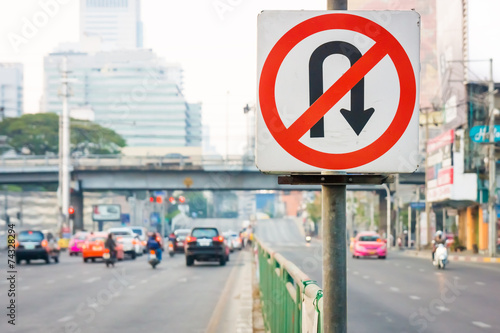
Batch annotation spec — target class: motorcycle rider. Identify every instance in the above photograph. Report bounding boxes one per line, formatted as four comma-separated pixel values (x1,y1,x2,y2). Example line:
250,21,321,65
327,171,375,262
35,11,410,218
432,230,446,261
147,233,162,261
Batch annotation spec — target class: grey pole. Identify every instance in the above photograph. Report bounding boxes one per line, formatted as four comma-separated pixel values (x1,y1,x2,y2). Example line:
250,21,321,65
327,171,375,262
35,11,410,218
408,205,412,248
487,58,497,257
383,184,391,249
416,186,421,250
323,2,348,332
424,108,432,248
322,183,347,333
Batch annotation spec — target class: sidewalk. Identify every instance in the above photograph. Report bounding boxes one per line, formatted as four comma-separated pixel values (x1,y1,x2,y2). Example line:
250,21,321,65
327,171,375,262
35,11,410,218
396,248,500,264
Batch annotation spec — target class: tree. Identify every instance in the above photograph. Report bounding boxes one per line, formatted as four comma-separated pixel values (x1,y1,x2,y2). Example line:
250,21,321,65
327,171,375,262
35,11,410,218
185,191,208,218
0,113,126,155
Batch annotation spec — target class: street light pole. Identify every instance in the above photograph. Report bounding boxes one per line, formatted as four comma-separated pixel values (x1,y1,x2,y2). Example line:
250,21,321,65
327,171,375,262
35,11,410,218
58,57,71,232
488,58,497,257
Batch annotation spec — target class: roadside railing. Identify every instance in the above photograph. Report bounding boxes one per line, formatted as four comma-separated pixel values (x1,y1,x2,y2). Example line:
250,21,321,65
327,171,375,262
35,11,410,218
0,154,258,171
256,238,323,333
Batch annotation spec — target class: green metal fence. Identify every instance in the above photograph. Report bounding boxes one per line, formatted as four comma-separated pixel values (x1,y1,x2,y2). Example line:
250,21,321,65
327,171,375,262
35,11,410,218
256,238,323,333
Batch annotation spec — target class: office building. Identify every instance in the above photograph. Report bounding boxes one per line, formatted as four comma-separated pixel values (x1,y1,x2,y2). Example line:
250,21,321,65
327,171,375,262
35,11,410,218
0,63,23,118
43,49,200,148
80,0,143,50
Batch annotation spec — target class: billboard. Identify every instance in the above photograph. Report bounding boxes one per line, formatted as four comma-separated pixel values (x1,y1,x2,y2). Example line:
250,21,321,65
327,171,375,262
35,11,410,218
92,204,121,221
427,129,454,202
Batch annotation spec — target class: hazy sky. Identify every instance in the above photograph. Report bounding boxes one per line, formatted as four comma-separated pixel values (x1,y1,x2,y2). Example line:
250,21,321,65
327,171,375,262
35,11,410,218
0,0,498,155
0,0,326,155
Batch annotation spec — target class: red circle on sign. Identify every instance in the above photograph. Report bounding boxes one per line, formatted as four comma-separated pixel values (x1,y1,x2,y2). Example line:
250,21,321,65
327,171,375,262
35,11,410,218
259,13,416,169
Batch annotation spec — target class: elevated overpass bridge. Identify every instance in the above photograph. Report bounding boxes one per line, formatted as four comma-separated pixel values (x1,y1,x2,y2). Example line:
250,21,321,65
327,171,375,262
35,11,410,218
0,154,424,191
0,154,424,230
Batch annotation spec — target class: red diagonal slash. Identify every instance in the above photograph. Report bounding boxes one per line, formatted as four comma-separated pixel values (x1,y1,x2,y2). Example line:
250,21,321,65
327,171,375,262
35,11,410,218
286,41,389,141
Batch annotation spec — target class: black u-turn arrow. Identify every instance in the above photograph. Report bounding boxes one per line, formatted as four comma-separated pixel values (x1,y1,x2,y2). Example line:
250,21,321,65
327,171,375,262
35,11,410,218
309,41,375,137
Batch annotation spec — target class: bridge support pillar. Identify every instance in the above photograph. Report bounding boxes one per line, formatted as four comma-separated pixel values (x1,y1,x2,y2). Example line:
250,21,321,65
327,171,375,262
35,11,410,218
71,187,84,232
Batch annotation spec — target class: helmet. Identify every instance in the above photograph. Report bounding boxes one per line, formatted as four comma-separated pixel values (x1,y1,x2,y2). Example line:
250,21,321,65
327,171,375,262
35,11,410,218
435,230,443,237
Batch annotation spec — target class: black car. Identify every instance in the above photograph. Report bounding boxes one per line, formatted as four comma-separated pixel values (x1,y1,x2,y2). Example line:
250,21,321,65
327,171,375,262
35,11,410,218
16,230,60,264
185,227,229,266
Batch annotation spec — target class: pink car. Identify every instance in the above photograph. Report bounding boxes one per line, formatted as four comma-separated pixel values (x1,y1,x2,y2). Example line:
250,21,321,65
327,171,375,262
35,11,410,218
352,232,387,259
68,231,89,256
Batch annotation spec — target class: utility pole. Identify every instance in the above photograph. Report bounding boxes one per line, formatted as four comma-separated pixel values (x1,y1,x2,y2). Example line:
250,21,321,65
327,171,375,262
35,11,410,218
383,184,391,249
416,186,421,250
58,57,71,232
424,108,432,248
488,58,497,257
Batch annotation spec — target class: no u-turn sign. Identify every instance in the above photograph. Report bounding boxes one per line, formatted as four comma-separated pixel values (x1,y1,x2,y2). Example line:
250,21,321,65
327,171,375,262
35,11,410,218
256,11,420,174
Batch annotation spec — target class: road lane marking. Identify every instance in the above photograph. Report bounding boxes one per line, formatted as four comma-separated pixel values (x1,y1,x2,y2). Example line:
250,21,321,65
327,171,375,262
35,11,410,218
362,275,370,279
375,281,383,285
419,269,425,272
179,277,188,283
406,265,412,269
20,286,30,291
394,263,400,267
128,285,136,290
353,271,359,275
58,316,73,323
140,279,148,284
436,306,450,312
46,279,55,284
206,251,244,333
475,281,485,286
390,287,399,292
83,277,101,284
472,321,491,328
409,295,420,300
66,275,74,279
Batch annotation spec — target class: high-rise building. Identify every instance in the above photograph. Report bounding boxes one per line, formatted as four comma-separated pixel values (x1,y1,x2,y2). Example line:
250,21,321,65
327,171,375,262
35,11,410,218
0,63,23,119
80,0,143,51
43,49,200,148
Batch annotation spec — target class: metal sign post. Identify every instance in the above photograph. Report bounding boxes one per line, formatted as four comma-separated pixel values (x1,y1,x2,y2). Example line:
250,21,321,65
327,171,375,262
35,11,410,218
322,181,347,332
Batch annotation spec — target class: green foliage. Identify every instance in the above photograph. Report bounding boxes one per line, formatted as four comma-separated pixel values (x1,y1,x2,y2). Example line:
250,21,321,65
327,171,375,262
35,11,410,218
185,192,207,217
306,193,321,224
0,113,126,155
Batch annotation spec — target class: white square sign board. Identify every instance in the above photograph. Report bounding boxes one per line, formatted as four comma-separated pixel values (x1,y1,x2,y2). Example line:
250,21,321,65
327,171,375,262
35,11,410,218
256,11,420,174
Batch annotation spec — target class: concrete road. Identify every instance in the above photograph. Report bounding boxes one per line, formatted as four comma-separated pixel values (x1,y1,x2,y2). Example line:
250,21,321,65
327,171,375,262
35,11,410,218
257,218,500,333
0,219,246,333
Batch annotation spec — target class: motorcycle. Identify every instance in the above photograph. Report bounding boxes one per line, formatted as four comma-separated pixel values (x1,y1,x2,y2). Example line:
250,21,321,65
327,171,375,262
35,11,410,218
168,241,175,257
103,248,115,268
148,249,160,269
433,243,448,269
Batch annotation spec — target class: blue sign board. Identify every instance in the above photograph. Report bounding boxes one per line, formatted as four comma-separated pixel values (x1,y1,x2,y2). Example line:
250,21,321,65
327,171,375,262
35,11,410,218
150,212,160,226
121,213,130,225
410,202,425,210
469,125,500,143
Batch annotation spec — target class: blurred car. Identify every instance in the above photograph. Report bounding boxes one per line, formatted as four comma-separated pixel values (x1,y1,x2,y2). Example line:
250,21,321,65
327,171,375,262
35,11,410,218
68,231,89,256
16,230,60,264
172,229,190,253
352,232,386,259
130,226,148,253
223,231,243,252
108,227,143,259
185,227,229,266
82,232,124,262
